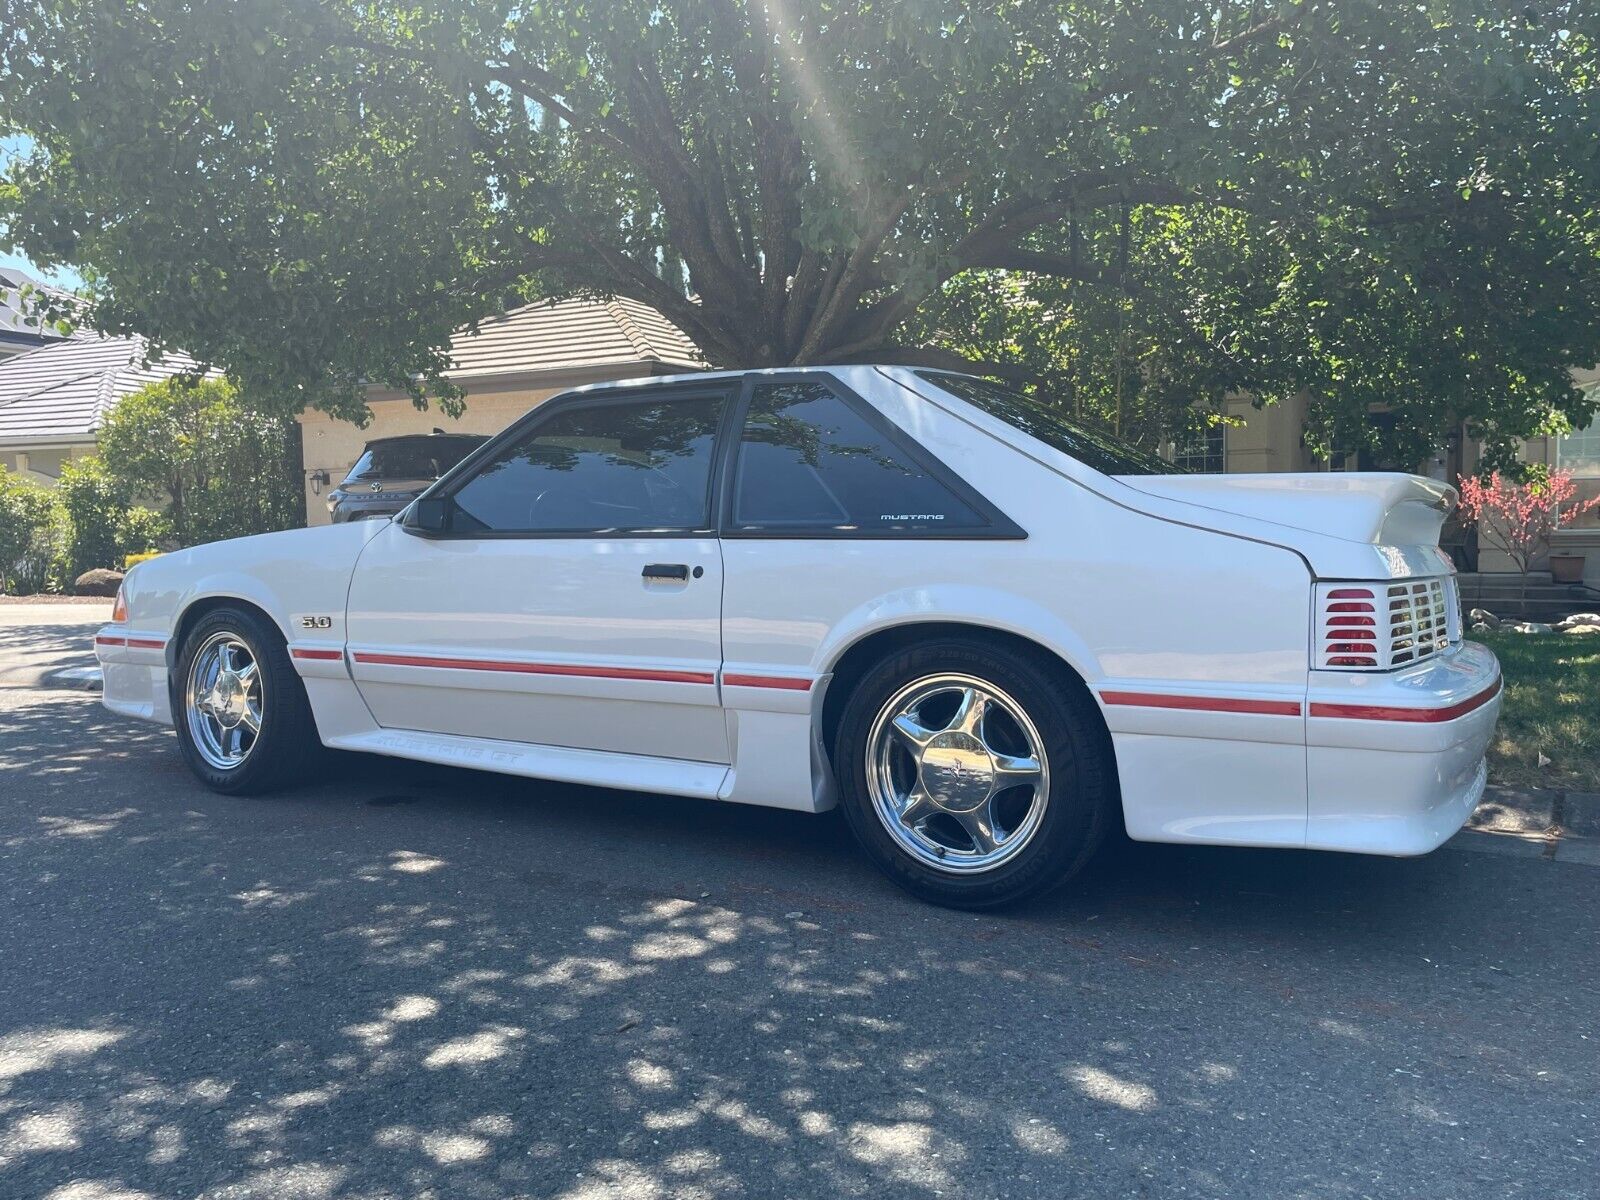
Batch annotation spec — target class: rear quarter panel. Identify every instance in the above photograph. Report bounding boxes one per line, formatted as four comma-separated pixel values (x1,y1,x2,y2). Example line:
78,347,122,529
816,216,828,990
724,370,1314,839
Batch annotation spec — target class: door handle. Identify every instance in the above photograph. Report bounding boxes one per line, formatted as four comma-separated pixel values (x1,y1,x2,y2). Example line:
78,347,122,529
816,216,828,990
642,563,690,582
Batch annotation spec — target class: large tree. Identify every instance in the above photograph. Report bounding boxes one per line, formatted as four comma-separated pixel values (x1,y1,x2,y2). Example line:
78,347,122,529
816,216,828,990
2,1,1598,459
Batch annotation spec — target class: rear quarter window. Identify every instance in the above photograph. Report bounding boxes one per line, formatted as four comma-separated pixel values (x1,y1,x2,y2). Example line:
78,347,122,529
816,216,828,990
731,380,990,534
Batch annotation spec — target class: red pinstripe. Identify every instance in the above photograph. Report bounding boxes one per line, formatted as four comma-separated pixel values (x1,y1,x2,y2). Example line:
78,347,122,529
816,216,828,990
722,673,813,692
1100,691,1302,717
351,651,715,686
1309,679,1501,723
291,647,344,662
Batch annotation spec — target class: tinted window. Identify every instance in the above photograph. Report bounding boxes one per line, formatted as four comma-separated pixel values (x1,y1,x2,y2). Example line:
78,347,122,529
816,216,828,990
731,381,985,532
915,372,1182,476
450,394,725,533
346,436,487,483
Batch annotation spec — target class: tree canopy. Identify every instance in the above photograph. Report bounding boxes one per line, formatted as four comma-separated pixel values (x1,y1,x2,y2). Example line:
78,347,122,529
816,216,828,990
2,1,1597,463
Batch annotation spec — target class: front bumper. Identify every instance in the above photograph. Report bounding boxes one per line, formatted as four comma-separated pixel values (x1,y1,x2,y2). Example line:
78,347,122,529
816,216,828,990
1305,640,1501,855
95,627,173,725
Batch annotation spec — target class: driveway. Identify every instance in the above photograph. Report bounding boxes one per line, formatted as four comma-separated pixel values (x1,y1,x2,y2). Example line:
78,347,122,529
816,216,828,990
0,604,1596,1199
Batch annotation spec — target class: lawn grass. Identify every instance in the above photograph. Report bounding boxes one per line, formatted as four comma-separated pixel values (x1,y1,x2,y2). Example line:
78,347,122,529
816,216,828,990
1473,631,1600,793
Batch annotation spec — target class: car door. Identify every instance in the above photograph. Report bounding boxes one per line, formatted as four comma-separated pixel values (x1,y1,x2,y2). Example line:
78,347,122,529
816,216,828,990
344,383,734,764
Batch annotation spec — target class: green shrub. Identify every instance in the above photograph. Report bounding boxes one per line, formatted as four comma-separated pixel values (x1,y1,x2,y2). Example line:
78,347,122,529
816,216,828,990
116,505,170,559
99,377,303,547
56,457,129,579
0,468,69,594
56,457,171,580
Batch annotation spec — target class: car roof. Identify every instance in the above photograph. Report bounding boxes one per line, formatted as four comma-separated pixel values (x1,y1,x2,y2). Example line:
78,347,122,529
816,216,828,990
557,364,883,397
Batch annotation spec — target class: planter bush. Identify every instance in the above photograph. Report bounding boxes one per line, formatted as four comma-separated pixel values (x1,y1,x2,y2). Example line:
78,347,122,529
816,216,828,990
56,457,172,581
0,468,68,594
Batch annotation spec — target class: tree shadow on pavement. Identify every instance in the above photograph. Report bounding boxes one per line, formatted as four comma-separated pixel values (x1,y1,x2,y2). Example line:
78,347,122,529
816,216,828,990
0,691,1594,1200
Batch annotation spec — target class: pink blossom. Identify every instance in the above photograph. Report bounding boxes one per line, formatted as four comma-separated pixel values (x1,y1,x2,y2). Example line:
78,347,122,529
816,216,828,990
1456,470,1600,577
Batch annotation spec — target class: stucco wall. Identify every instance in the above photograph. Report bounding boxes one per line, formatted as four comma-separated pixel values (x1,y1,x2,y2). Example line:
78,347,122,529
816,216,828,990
4,444,94,485
1223,393,1313,474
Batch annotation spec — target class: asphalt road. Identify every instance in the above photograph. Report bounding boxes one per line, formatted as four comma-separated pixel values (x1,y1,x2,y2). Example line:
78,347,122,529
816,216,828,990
1,605,1596,1200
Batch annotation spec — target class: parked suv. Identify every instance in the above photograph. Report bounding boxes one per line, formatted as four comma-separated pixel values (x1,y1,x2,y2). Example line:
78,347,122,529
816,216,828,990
327,433,487,523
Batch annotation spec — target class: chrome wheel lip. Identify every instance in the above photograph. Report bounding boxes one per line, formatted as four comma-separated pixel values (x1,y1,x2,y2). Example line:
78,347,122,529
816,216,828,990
184,632,263,772
865,672,1050,875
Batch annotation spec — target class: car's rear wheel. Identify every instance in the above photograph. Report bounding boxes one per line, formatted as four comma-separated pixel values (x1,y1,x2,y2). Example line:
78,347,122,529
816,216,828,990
172,606,318,795
834,637,1115,909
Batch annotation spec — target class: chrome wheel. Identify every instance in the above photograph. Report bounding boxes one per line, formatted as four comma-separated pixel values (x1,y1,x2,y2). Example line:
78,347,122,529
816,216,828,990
184,632,263,771
866,673,1050,874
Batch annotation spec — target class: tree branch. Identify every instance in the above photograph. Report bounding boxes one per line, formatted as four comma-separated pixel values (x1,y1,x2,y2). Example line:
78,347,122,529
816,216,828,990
1202,10,1305,60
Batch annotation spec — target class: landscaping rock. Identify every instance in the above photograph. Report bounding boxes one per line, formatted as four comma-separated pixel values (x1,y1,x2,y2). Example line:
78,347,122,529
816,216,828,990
1468,608,1501,629
1563,624,1600,636
1554,612,1600,631
1505,620,1553,634
72,568,124,597
1469,621,1494,633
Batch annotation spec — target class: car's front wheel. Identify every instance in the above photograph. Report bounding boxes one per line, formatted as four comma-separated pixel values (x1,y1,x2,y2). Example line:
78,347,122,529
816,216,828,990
834,637,1116,909
172,606,318,795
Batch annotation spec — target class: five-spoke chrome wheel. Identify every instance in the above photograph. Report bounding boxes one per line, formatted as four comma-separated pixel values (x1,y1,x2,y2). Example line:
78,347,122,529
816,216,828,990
184,632,263,770
866,673,1050,874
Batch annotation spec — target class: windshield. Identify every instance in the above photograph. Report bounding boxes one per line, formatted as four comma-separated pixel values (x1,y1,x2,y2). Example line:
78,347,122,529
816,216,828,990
913,372,1183,477
344,436,485,483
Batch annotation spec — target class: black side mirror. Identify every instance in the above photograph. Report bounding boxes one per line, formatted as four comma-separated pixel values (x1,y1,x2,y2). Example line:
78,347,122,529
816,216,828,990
409,495,453,533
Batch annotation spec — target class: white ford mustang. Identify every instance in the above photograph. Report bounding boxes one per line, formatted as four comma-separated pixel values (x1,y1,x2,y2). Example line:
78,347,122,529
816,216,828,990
97,366,1501,907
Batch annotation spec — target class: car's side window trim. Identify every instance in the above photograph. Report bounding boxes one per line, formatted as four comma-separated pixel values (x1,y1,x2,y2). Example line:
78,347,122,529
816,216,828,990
715,371,1027,541
399,380,738,541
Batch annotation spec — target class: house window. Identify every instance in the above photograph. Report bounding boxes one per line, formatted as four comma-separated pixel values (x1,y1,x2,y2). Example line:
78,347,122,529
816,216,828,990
1556,408,1600,477
1172,425,1226,474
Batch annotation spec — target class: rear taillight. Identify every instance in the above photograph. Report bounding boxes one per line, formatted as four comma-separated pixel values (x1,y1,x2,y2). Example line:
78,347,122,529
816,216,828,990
1318,586,1380,668
111,585,128,624
1315,577,1459,671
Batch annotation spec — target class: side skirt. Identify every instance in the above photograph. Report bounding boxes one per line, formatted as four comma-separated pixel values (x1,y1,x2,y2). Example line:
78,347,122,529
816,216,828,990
322,726,731,801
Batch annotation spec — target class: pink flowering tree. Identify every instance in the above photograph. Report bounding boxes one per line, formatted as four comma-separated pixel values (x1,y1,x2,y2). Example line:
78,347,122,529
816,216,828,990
1456,470,1600,599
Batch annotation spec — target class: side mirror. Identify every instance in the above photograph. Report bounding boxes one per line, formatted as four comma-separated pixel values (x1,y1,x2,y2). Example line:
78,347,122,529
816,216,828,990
409,495,453,534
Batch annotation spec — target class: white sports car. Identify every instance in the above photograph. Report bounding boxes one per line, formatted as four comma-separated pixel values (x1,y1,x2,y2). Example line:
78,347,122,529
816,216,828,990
97,366,1501,908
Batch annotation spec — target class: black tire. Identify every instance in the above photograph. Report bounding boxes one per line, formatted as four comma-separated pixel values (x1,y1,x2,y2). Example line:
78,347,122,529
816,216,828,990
170,605,320,795
833,636,1116,909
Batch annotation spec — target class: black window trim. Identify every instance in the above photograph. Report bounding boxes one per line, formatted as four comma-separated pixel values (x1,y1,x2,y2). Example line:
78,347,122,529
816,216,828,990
399,379,739,540
399,370,1024,542
716,371,1026,541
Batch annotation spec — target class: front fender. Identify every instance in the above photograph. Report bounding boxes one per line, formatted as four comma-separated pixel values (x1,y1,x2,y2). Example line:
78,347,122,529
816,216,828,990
120,522,385,666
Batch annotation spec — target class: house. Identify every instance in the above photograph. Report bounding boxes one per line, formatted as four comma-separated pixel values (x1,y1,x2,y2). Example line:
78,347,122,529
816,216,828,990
0,267,75,360
297,296,705,524
0,335,205,484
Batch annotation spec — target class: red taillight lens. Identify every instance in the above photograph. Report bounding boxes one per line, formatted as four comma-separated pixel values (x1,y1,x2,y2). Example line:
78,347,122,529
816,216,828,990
111,586,128,623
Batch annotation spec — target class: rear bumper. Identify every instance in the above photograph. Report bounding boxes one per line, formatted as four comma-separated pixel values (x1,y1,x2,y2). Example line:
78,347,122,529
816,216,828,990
1305,641,1501,855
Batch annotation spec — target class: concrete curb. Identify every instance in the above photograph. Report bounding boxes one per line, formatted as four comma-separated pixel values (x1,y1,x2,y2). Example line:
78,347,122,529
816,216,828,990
1449,784,1600,866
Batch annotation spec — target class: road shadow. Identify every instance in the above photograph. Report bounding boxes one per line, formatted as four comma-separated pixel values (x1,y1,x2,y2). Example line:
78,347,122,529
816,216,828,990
0,692,1595,1199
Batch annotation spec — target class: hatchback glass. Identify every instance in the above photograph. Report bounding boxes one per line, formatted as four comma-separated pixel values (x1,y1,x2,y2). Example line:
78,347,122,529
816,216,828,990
915,372,1182,476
